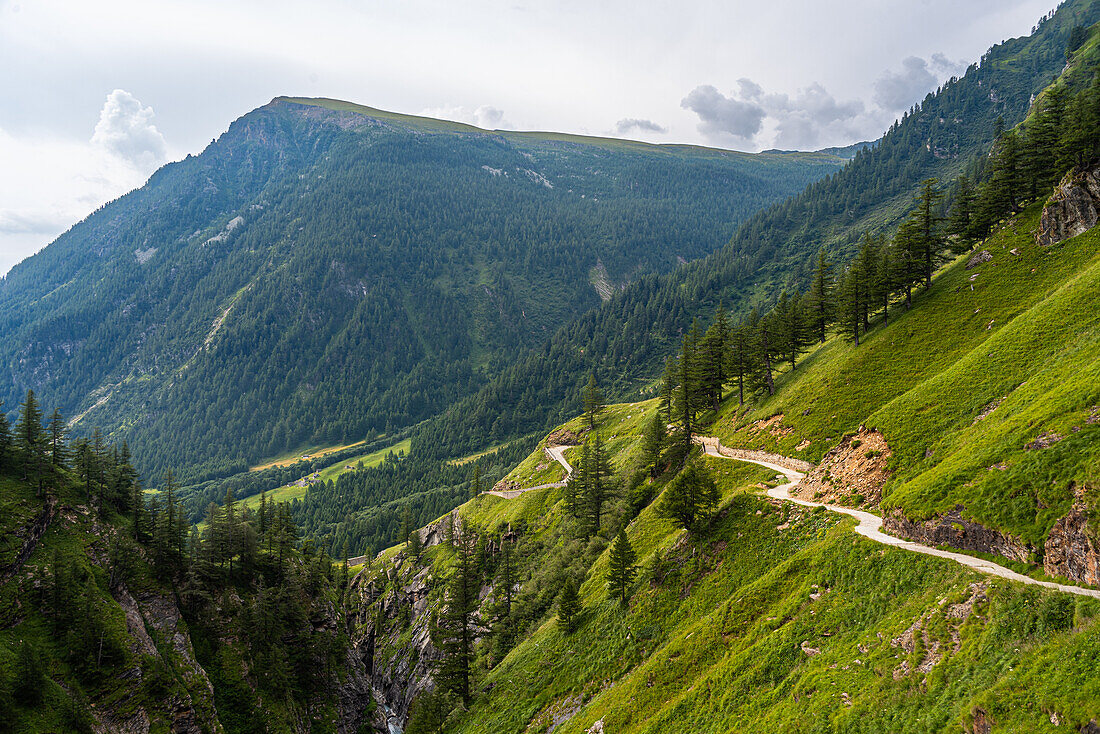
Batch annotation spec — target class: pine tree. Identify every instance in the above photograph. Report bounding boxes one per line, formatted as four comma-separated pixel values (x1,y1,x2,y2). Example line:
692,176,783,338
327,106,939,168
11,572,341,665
751,310,776,396
806,249,834,343
909,179,946,290
577,432,612,535
47,409,69,469
583,373,604,429
642,413,665,478
700,305,729,410
726,321,752,407
947,174,976,245
658,460,719,532
659,356,677,426
558,577,580,634
775,290,808,370
437,529,479,703
607,529,637,605
15,390,46,495
838,262,865,346
408,526,423,560
0,402,12,474
471,463,482,500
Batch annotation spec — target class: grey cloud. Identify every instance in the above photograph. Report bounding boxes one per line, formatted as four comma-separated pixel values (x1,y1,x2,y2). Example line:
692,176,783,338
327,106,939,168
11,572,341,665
615,118,668,134
683,79,866,149
873,53,964,112
680,85,766,140
90,89,168,169
931,53,967,77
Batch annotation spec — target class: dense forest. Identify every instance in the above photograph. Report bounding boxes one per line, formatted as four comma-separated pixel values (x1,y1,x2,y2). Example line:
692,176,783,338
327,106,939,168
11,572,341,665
0,102,843,482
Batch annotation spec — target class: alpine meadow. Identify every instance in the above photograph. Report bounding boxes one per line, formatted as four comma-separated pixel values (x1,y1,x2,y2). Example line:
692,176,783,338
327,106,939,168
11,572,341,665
3,2,1100,733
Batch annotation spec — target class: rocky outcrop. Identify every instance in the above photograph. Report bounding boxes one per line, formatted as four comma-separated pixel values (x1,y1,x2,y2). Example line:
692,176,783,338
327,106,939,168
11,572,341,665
101,585,223,734
1044,484,1100,586
1037,163,1100,246
1,498,57,583
965,250,992,269
348,559,442,729
884,506,1031,563
546,427,584,446
797,428,891,506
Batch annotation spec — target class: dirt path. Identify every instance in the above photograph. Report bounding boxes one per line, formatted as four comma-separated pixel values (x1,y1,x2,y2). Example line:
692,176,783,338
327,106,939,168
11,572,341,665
486,445,575,499
697,436,1100,599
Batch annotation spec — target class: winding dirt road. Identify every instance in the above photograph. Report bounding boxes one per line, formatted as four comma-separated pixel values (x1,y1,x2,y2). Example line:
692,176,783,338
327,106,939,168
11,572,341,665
487,444,575,499
697,436,1100,599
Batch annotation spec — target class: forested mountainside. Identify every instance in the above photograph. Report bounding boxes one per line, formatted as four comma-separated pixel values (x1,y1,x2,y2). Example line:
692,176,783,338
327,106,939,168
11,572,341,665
0,99,842,482
409,0,1100,463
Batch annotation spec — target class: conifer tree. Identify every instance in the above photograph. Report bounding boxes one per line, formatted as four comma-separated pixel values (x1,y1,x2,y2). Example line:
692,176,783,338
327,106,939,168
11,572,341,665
658,460,719,532
947,175,976,245
437,529,479,703
607,529,637,605
751,310,776,396
700,305,729,410
659,356,677,426
47,409,69,469
806,249,835,343
15,390,46,494
583,373,604,429
642,413,665,479
909,178,946,290
0,403,11,474
726,321,752,406
471,463,481,500
558,577,580,634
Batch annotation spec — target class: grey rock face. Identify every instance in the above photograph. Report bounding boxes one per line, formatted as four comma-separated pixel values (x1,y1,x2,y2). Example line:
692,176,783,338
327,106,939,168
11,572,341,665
1037,164,1100,246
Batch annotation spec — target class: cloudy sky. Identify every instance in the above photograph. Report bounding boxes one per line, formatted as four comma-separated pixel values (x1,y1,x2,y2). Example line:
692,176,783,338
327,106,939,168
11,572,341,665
0,0,1059,274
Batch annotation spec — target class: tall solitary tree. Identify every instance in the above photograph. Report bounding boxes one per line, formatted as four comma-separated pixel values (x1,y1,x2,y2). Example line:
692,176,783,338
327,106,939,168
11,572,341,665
909,178,946,290
47,409,69,469
558,577,580,634
606,529,637,605
15,390,46,495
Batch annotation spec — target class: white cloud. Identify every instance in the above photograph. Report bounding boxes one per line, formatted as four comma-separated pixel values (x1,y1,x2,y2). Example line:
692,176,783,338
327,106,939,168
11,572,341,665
0,89,171,275
420,104,511,130
91,89,168,169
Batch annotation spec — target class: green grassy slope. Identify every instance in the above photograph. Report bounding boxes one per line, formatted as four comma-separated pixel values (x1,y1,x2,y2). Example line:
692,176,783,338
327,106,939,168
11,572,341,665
379,402,1100,733
712,204,1100,550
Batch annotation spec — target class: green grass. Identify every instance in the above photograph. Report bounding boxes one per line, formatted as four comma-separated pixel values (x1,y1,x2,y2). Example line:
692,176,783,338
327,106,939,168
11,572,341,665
445,456,1100,734
712,203,1100,548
